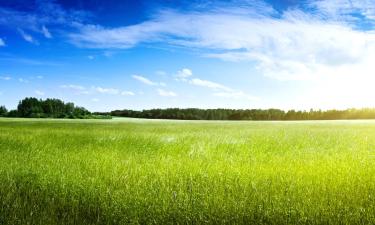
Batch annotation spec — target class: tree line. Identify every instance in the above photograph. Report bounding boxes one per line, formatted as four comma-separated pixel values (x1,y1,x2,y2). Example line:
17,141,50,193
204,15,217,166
110,108,375,120
3,97,375,120
0,97,111,119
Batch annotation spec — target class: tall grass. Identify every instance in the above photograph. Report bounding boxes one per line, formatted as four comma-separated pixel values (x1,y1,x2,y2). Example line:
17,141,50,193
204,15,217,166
1,118,375,224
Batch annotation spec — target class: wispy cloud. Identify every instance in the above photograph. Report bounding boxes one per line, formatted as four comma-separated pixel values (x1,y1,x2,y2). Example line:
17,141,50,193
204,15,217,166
175,68,258,101
0,76,11,81
35,90,45,96
92,86,119,95
18,29,38,44
177,68,192,78
0,38,5,47
189,78,258,100
18,78,28,83
157,88,177,97
309,0,375,22
60,84,85,91
41,25,52,38
121,91,135,96
68,3,375,83
0,1,90,31
189,78,233,92
175,68,193,81
60,84,89,95
132,75,159,86
60,84,135,97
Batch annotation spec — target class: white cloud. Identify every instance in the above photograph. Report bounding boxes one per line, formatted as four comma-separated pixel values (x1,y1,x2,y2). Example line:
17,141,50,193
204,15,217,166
60,84,85,90
18,29,38,44
189,78,233,92
174,67,258,101
0,76,11,80
93,86,119,95
36,75,43,79
157,88,177,97
60,84,135,97
0,1,90,37
0,38,5,47
42,25,52,38
18,78,28,83
121,91,135,96
188,77,258,101
91,98,99,102
35,90,44,96
176,68,193,80
69,5,375,83
87,55,94,60
309,0,375,21
132,75,160,86
5,0,375,108
60,84,90,95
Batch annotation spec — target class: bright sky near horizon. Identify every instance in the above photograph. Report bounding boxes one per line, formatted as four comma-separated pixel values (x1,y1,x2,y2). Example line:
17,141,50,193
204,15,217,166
1,0,375,111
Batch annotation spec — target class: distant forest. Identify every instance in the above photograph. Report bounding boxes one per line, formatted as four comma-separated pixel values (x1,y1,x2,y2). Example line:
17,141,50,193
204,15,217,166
0,97,110,119
3,97,375,120
110,108,375,120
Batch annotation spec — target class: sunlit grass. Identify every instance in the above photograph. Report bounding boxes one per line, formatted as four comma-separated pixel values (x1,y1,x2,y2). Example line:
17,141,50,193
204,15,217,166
1,118,375,224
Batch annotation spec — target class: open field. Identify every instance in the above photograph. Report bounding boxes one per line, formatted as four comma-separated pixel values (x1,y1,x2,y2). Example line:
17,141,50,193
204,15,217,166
1,118,375,224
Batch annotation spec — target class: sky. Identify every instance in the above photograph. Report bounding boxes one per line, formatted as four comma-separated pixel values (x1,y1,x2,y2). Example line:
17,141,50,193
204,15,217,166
2,0,375,111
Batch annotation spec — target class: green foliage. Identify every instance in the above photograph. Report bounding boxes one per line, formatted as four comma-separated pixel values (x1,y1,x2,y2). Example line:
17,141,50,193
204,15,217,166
0,105,7,116
0,118,375,224
6,110,19,117
17,97,43,117
3,97,110,119
112,108,375,120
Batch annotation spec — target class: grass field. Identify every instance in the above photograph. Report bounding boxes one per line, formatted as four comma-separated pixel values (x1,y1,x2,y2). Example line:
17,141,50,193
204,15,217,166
1,118,375,224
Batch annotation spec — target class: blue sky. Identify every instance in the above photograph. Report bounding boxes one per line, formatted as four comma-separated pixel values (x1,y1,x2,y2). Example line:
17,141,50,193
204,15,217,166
1,0,375,111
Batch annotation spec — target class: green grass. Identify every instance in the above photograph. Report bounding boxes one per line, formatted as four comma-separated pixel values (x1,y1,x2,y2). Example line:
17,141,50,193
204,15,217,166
1,118,375,224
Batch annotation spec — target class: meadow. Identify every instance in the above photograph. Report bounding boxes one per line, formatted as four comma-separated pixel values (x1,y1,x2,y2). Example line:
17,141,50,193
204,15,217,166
1,118,375,224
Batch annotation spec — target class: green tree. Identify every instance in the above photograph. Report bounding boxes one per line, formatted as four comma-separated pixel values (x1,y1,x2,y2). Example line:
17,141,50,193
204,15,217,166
17,97,43,118
0,106,7,116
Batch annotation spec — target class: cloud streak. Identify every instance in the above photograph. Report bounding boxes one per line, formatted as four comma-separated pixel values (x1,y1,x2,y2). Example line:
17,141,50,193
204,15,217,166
69,2,375,82
42,25,52,38
18,29,38,44
60,84,85,90
132,75,158,86
60,84,135,97
132,75,166,86
175,68,193,81
93,86,120,95
121,91,135,96
35,90,45,96
157,88,177,97
189,78,232,92
0,76,11,81
175,68,258,101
